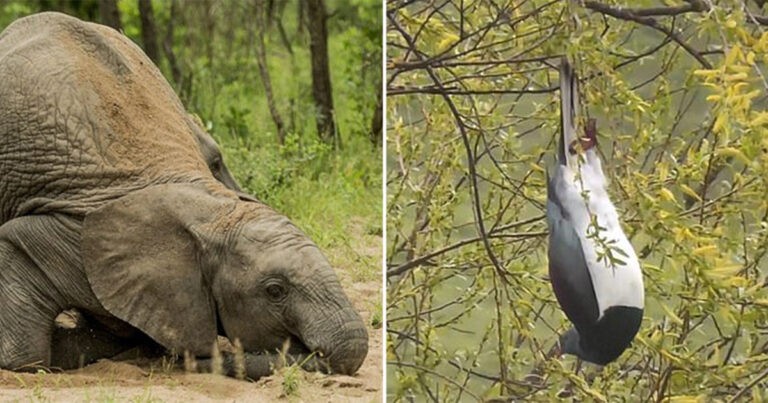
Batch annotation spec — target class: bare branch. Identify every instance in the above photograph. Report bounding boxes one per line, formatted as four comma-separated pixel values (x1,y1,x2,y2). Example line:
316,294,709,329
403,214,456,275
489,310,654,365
583,1,713,68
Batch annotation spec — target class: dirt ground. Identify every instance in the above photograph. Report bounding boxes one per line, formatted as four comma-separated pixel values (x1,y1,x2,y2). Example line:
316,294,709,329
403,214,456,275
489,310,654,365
0,222,383,403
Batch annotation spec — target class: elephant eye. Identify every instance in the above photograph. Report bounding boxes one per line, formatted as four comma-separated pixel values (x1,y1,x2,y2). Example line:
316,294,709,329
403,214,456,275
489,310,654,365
211,157,222,169
265,283,287,301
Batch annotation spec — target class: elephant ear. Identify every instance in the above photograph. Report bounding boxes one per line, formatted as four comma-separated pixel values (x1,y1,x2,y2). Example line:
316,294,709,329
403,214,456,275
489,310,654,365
82,183,231,356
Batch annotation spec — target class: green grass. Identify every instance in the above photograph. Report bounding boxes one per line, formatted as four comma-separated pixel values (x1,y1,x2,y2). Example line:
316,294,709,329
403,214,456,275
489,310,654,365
222,134,381,250
370,298,383,329
280,364,301,397
162,2,383,263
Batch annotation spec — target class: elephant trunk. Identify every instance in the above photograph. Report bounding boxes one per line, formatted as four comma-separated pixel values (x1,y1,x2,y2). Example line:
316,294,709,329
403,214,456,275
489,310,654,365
198,351,320,380
300,305,369,376
202,306,367,380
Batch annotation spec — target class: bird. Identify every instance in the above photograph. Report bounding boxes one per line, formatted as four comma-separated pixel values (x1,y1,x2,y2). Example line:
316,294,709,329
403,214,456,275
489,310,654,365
546,58,644,365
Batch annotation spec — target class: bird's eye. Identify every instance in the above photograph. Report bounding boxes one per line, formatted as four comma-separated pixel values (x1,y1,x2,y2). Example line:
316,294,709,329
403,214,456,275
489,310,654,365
265,283,286,301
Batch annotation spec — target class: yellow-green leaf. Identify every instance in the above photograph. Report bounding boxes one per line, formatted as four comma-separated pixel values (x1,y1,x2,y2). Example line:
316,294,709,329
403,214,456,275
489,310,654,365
709,260,742,278
692,245,717,256
661,304,684,325
715,147,750,164
680,184,701,202
659,188,676,202
436,33,459,53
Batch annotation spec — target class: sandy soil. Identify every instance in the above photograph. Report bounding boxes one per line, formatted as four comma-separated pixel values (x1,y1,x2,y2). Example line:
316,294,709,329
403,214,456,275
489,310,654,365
0,226,382,403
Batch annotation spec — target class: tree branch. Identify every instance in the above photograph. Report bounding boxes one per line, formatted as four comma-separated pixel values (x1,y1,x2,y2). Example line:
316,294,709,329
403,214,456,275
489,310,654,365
388,86,557,96
583,1,713,68
586,1,705,17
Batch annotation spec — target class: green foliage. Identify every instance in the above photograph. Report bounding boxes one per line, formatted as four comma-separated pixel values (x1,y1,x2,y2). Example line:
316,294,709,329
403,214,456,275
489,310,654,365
0,0,382,266
281,363,301,397
387,0,768,401
0,1,33,26
371,302,383,329
331,0,383,140
223,132,380,250
586,215,629,269
139,0,383,252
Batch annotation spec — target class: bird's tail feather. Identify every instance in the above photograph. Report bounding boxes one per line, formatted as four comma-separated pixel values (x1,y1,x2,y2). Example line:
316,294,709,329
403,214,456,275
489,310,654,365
559,58,578,166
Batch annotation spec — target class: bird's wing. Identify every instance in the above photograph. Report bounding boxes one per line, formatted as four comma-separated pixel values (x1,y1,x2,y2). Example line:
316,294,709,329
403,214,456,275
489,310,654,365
547,170,600,330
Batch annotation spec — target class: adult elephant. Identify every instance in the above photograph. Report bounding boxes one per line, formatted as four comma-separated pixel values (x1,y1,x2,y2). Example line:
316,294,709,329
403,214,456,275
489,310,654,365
186,112,255,198
0,12,367,378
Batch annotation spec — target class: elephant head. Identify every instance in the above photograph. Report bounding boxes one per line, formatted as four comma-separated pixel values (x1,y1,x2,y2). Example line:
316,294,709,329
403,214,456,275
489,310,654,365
186,114,245,193
80,182,367,375
186,113,261,204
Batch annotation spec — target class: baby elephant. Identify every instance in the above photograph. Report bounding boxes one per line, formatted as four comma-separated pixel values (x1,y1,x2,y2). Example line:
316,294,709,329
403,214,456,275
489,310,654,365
0,12,367,378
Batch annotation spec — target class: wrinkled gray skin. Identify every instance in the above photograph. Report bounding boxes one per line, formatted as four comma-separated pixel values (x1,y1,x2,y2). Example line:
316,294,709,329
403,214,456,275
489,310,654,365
0,12,367,378
189,114,242,192
186,113,256,200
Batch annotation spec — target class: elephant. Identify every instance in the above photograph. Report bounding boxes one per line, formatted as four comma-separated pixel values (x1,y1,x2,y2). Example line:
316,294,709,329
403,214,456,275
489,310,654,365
0,12,368,378
186,112,254,198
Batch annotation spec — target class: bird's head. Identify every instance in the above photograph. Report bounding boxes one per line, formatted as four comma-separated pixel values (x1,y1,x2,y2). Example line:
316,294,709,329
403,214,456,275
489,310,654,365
559,327,608,366
559,327,582,356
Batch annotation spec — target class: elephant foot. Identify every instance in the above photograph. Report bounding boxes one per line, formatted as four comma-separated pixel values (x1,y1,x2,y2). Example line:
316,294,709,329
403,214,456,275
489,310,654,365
50,309,163,370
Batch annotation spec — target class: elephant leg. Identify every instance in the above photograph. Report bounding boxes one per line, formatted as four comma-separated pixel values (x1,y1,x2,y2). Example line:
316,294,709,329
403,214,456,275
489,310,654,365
0,240,60,371
0,214,117,371
49,309,139,370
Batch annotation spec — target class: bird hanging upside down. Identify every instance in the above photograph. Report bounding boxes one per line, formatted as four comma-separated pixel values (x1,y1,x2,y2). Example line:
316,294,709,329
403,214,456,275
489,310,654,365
546,58,644,365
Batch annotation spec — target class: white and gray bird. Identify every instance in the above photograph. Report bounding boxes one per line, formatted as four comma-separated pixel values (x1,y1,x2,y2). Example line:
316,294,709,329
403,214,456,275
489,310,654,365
546,59,644,365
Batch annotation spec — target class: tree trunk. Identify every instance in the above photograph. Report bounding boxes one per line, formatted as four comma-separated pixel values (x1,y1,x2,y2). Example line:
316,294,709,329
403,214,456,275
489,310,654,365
98,0,122,31
370,84,382,146
297,0,305,36
274,0,293,55
254,0,288,145
305,0,338,146
138,0,160,64
162,0,183,90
